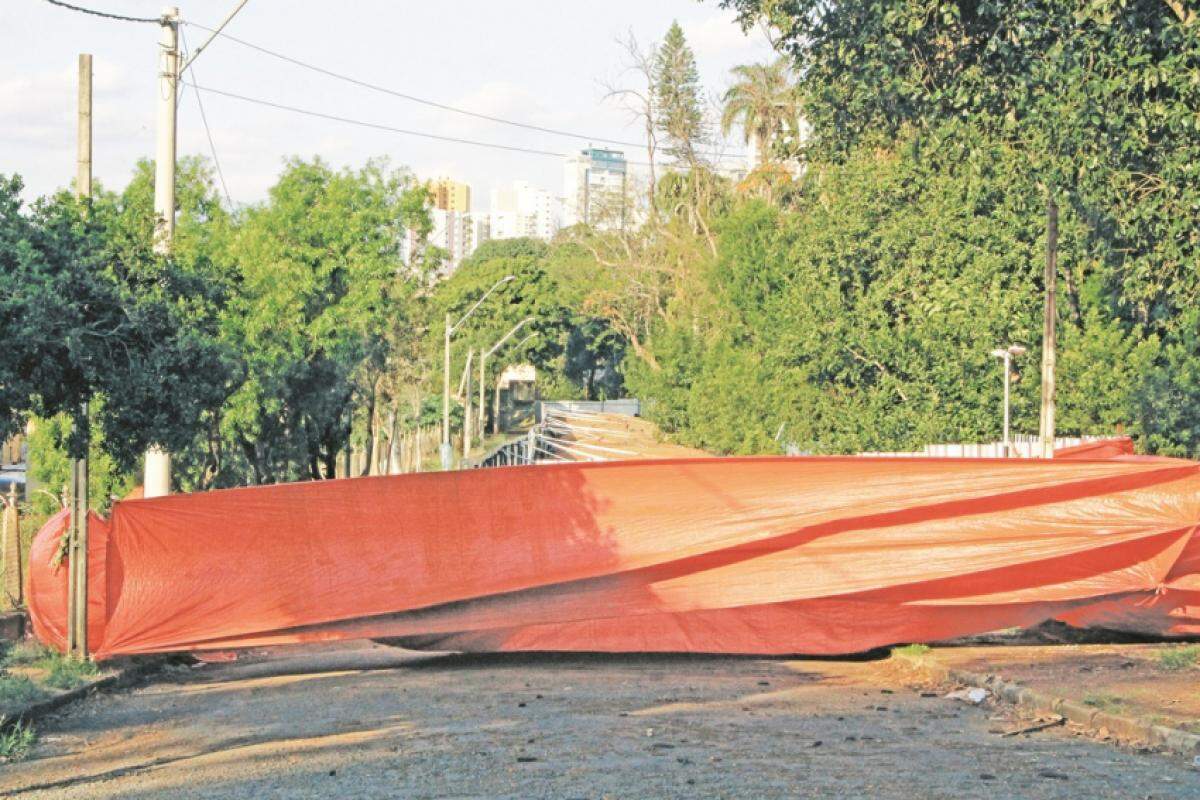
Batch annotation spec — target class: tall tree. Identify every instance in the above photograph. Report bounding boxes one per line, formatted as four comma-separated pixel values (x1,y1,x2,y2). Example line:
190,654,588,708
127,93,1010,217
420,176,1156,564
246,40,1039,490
653,21,708,165
214,158,426,485
720,58,800,166
0,173,230,471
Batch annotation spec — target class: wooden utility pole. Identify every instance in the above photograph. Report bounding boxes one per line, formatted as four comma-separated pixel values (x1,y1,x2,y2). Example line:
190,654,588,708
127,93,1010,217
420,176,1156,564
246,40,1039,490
144,7,180,498
67,53,93,659
1038,195,1059,459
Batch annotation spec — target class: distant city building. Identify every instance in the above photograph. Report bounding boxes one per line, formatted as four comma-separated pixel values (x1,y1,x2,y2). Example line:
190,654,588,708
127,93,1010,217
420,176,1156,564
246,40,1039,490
563,148,628,231
428,178,471,213
402,208,483,277
489,181,560,242
428,208,481,276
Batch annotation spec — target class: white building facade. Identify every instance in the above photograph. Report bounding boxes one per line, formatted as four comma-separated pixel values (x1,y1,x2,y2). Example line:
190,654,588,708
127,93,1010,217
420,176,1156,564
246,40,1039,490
402,208,486,278
562,148,628,231
488,181,560,242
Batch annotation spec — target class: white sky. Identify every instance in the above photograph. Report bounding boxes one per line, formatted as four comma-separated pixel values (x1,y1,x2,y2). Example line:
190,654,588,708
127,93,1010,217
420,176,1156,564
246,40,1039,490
2,0,775,211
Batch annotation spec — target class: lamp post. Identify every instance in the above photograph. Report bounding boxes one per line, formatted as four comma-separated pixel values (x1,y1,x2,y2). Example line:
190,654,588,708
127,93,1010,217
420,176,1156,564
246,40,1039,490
990,344,1027,457
442,276,514,470
478,318,534,442
491,332,539,436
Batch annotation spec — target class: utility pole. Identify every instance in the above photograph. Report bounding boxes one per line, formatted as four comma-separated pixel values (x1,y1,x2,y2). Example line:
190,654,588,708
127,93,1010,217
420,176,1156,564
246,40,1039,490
442,313,453,470
67,53,93,660
1038,195,1058,459
144,6,180,498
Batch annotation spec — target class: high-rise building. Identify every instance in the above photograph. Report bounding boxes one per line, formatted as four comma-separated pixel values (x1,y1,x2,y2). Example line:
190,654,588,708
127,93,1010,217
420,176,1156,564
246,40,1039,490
403,208,483,277
428,178,471,213
562,148,628,231
489,181,560,242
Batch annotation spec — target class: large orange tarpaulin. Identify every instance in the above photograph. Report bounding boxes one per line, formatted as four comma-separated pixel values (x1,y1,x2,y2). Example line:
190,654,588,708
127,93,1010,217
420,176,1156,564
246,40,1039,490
27,441,1200,659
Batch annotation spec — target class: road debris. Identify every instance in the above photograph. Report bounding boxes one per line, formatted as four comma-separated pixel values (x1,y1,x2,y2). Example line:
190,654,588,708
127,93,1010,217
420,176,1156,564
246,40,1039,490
944,687,990,704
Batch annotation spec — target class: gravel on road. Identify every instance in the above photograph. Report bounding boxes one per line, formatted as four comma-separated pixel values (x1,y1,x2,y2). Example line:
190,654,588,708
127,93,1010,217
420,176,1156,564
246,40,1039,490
0,642,1196,799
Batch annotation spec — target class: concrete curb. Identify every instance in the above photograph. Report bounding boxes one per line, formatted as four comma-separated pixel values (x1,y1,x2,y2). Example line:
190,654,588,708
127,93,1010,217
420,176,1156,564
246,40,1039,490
923,660,1200,757
1,658,167,731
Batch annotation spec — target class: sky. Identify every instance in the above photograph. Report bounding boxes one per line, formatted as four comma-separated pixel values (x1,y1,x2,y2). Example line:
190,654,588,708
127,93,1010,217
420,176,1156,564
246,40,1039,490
2,0,775,211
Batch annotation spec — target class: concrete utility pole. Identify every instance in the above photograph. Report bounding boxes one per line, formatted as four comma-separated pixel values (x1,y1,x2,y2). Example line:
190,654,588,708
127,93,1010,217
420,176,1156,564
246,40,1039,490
143,6,180,498
1038,196,1059,459
67,53,93,660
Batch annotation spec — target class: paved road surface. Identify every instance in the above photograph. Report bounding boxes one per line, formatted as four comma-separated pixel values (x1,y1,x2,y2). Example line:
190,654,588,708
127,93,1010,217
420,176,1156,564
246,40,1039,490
1,643,1196,799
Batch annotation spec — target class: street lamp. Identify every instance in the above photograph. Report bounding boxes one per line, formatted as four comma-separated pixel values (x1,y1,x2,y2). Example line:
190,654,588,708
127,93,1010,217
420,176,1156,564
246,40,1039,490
990,344,1027,457
443,276,515,469
491,332,540,436
478,320,536,441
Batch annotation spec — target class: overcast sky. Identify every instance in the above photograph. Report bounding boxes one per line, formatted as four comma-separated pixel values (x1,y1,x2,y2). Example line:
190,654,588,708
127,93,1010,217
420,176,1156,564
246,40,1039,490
2,1,775,211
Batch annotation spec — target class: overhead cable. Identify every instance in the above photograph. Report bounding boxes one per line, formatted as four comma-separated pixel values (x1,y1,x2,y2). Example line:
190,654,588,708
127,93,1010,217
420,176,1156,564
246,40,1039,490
183,19,746,159
43,0,159,23
185,82,745,167
180,28,234,206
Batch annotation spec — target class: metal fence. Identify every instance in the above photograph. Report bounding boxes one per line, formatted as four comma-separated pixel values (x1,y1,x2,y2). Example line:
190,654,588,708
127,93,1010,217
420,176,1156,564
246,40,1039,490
474,405,640,468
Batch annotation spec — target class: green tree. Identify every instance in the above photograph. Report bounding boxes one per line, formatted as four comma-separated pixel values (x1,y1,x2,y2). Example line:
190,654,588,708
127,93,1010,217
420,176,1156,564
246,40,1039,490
211,157,425,485
0,173,229,472
720,58,800,166
654,21,707,165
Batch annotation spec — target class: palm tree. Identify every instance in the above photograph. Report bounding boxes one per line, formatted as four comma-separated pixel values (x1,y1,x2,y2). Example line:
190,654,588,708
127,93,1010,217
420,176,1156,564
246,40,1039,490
721,59,801,167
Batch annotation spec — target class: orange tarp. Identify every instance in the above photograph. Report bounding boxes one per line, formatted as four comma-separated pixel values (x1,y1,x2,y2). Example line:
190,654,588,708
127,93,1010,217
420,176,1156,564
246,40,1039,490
28,441,1200,659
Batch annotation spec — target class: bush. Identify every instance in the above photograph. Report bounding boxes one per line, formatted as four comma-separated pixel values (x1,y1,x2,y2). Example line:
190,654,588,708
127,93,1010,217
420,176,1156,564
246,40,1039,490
1156,645,1200,672
0,673,47,707
43,656,99,691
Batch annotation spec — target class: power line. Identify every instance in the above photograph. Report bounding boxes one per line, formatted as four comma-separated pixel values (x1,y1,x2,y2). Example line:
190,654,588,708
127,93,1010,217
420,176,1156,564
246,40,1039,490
180,27,233,207
183,20,747,159
186,81,748,169
183,82,568,158
42,0,159,23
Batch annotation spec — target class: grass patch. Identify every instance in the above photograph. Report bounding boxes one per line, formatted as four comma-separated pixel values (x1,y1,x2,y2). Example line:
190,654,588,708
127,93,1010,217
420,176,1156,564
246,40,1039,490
0,718,36,761
43,657,98,691
1155,645,1200,672
1,640,57,669
891,643,932,660
0,673,48,708
2,640,100,691
1082,692,1126,712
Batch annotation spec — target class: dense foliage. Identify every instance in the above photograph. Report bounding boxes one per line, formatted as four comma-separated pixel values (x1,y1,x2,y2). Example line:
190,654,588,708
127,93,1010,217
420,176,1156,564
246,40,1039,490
6,6,1200,507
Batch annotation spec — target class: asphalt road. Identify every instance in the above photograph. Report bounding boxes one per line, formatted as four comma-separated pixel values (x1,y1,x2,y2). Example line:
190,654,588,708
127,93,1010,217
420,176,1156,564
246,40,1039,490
0,642,1196,799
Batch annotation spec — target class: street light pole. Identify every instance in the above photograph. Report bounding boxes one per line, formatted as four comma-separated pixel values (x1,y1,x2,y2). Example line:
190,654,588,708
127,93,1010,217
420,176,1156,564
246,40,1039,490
478,318,534,442
441,276,514,470
991,344,1026,457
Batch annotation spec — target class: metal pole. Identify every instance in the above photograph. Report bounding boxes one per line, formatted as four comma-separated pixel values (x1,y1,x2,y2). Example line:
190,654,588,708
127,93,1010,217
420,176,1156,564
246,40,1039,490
1001,352,1011,458
463,351,473,462
441,312,453,470
71,427,88,658
1039,195,1058,459
144,6,179,497
477,353,487,446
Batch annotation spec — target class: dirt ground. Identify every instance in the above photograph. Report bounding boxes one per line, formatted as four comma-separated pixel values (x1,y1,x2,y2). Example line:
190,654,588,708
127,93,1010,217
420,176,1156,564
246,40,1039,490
0,641,1196,799
930,642,1200,734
